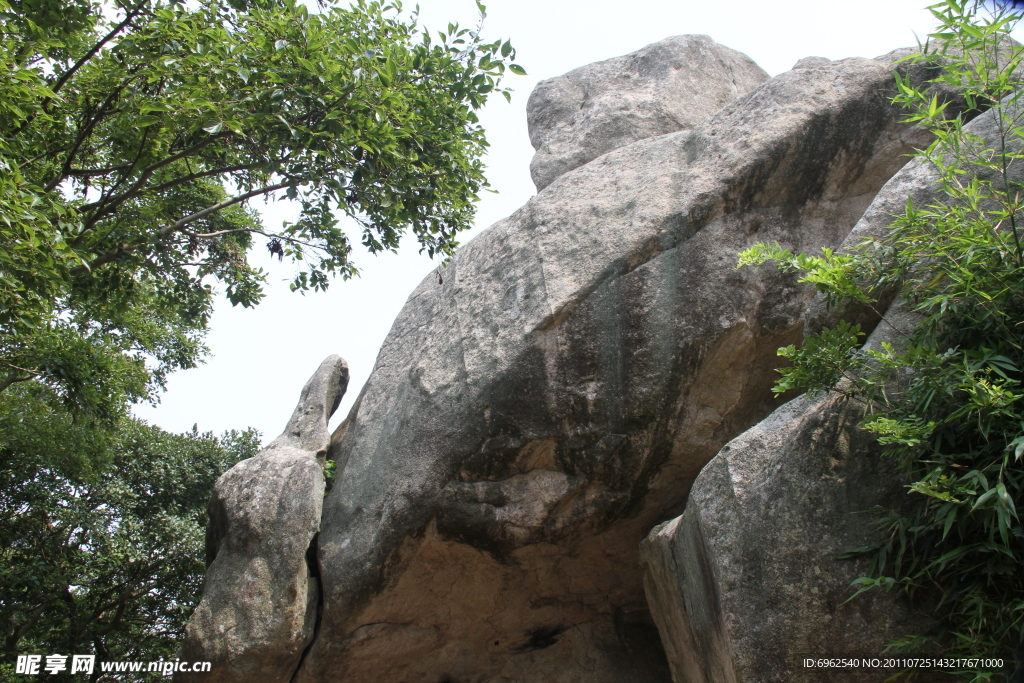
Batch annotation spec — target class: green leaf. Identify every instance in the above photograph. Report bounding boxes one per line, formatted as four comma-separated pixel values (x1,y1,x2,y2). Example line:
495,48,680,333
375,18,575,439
972,488,997,512
943,505,958,539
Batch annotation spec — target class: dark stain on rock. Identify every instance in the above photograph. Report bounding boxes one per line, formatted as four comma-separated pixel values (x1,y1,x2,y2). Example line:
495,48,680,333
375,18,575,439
516,625,565,652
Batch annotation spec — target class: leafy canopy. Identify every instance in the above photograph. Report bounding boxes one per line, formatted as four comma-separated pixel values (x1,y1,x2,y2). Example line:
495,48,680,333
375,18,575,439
0,383,260,679
739,1,1024,676
0,0,523,420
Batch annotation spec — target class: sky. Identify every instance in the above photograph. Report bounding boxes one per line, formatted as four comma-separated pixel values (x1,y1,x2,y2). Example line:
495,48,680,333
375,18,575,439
134,0,955,443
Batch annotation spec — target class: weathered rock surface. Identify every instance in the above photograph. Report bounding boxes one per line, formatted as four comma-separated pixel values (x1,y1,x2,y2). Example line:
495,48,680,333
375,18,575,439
638,94,1024,683
176,356,349,683
527,35,768,191
285,46,963,683
639,300,928,683
805,88,1024,337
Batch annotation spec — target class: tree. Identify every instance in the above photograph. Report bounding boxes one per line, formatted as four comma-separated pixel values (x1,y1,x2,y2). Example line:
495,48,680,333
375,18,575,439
0,0,523,419
738,1,1024,676
0,383,261,681
0,2,523,673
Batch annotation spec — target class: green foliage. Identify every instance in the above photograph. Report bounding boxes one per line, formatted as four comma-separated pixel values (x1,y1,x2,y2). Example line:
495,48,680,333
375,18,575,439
0,384,260,679
772,321,866,396
737,243,875,307
0,0,523,419
738,1,1024,677
324,457,336,495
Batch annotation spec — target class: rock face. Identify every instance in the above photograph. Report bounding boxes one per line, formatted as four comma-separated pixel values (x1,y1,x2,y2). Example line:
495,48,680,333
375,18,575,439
290,47,957,683
526,35,768,191
176,356,349,683
638,93,1024,683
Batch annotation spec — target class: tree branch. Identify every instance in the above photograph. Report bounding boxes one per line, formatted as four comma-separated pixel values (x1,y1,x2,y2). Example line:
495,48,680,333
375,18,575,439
186,226,322,252
43,85,127,193
78,133,229,213
82,160,255,222
157,181,291,239
186,228,249,238
66,163,134,177
3,597,57,655
0,371,37,394
18,144,73,169
76,126,154,233
49,0,149,99
71,181,293,275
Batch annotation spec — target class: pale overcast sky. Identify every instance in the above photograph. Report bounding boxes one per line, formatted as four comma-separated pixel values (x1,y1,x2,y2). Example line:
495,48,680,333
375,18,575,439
134,0,957,442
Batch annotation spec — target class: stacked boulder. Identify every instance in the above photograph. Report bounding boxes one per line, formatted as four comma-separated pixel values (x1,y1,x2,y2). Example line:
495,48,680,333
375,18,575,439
179,36,971,683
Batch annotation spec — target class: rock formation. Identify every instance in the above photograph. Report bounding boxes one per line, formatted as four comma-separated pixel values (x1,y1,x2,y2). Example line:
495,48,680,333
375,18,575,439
526,35,768,191
177,356,349,683
179,37,977,683
300,48,954,683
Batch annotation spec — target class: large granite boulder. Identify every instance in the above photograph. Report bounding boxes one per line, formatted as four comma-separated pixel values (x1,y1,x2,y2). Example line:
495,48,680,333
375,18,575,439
176,356,349,683
285,47,961,683
638,92,1024,683
177,36,988,682
526,35,768,191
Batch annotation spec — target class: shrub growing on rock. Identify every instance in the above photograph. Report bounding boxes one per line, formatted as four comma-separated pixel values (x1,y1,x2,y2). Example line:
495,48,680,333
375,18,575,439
740,1,1024,676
